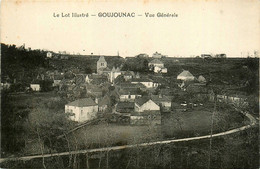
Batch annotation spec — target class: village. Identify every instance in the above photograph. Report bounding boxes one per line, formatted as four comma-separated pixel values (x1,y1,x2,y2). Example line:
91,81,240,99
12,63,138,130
1,43,259,169
2,48,253,126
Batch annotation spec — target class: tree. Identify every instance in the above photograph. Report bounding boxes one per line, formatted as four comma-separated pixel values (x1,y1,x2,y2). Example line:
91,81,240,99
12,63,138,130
1,91,29,156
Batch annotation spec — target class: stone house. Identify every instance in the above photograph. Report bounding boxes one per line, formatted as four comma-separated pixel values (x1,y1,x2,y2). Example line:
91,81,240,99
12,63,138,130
65,98,98,122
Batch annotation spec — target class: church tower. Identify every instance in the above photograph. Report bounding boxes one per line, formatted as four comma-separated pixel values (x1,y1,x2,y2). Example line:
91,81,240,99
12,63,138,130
97,56,107,74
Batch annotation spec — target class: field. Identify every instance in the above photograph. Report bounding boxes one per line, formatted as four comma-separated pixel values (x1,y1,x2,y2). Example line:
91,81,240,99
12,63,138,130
66,104,249,150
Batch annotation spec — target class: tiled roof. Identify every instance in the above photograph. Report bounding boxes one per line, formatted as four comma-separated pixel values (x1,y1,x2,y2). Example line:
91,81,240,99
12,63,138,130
66,98,97,107
116,102,135,113
177,70,194,78
135,97,150,106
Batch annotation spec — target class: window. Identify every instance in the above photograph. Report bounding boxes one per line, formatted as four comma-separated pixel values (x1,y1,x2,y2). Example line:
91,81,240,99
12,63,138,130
101,63,104,66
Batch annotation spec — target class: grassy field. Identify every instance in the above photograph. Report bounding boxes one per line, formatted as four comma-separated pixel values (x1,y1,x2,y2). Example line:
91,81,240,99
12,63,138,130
66,105,249,151
67,123,163,150
162,106,248,138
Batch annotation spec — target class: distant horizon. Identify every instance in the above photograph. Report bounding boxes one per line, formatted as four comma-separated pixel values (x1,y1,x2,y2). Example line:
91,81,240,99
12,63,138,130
2,42,257,58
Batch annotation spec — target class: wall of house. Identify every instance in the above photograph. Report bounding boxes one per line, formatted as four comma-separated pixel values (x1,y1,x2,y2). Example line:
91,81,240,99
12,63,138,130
161,101,171,107
136,100,160,112
177,76,195,81
131,81,153,88
110,72,121,82
65,105,80,121
161,68,167,73
79,106,98,122
65,105,98,122
30,84,40,91
148,63,164,68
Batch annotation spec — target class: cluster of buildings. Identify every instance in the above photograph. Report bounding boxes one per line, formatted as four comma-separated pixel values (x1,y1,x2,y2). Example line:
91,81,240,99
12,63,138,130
2,51,250,126
64,56,173,125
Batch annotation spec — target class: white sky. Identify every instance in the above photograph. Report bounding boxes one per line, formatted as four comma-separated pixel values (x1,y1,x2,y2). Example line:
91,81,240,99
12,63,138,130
1,0,259,57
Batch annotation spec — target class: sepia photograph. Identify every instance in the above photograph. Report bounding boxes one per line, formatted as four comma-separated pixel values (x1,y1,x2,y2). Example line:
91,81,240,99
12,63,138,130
0,0,259,168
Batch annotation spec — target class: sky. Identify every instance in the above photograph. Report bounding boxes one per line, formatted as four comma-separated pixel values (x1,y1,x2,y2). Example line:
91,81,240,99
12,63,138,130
1,0,259,57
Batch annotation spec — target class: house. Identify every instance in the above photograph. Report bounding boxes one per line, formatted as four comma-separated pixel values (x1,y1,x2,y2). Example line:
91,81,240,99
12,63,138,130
148,59,167,73
198,75,206,83
117,82,146,91
135,97,160,112
1,82,11,89
151,95,172,108
148,59,164,68
152,52,165,58
171,102,187,113
123,71,135,81
131,78,157,88
86,85,103,98
86,74,108,85
110,67,122,83
216,92,248,105
116,102,135,114
119,89,142,101
46,52,52,58
97,56,108,74
201,54,212,59
30,84,40,91
53,75,63,87
177,70,195,81
65,98,98,122
98,95,111,112
154,66,167,73
135,53,149,58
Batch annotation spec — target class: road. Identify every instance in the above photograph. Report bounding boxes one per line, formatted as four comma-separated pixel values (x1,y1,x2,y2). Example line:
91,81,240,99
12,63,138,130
0,112,257,163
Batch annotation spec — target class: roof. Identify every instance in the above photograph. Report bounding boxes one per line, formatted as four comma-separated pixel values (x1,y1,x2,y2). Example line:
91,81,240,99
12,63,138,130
131,78,153,83
87,85,103,92
97,56,107,63
66,98,97,107
135,97,150,106
116,102,135,113
198,75,206,83
119,89,142,95
123,71,134,76
98,95,111,106
177,70,194,78
149,59,163,64
111,67,121,72
151,95,172,103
